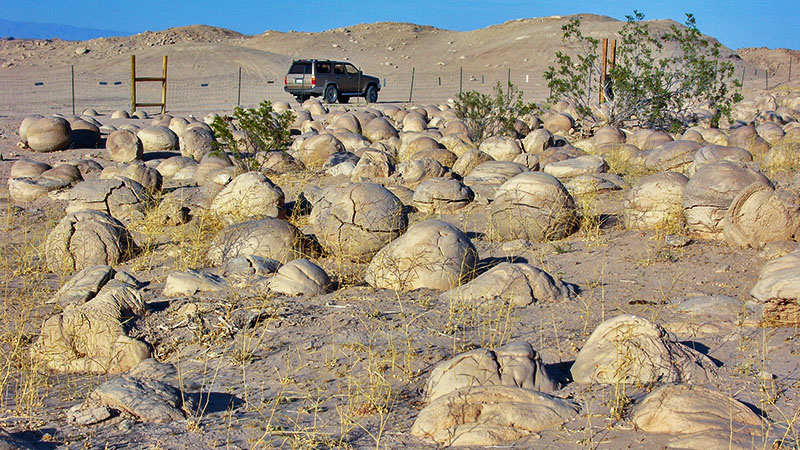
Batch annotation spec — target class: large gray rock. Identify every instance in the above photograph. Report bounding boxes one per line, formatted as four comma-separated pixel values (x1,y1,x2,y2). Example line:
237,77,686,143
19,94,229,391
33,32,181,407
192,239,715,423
45,210,136,274
30,274,149,373
411,386,579,446
86,375,183,423
27,116,72,152
441,262,575,307
206,218,303,265
137,126,178,152
687,144,752,176
163,269,227,297
17,114,44,148
723,183,800,248
463,160,528,202
750,250,800,325
631,384,763,449
395,157,449,189
571,315,716,384
479,136,523,161
412,177,474,213
67,177,153,225
490,172,577,242
543,154,608,180
106,129,143,163
310,182,407,261
268,259,331,296
366,219,477,291
209,171,285,224
683,161,772,240
622,172,688,231
636,140,701,172
424,342,559,403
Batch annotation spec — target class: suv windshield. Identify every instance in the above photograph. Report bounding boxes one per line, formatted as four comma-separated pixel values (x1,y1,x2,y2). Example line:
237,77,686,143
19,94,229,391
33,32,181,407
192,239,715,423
288,62,311,74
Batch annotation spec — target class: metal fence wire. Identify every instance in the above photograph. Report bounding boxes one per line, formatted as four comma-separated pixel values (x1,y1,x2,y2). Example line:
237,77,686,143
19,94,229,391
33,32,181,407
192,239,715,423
0,59,793,116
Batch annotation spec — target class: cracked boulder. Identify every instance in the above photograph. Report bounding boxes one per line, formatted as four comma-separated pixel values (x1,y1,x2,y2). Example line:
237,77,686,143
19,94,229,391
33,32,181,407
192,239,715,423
55,264,140,308
571,315,716,384
411,386,579,446
441,262,575,307
206,218,303,265
463,160,529,202
543,154,608,180
179,127,215,161
687,144,753,177
209,171,285,224
490,172,577,242
722,183,800,249
479,136,523,161
106,129,143,163
66,177,153,225
395,157,450,189
30,272,150,373
268,258,331,296
425,342,559,403
635,140,701,172
750,250,800,325
137,126,178,152
8,159,81,202
310,182,407,261
163,269,228,297
412,177,474,214
350,149,393,181
631,383,764,449
366,219,477,291
682,161,772,240
622,172,688,231
45,210,137,274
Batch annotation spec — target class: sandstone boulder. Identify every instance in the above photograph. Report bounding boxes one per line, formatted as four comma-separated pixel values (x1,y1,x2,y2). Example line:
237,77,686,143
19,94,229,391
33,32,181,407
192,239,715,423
27,117,72,152
366,219,477,291
750,250,800,325
137,126,178,152
206,218,303,265
310,183,407,261
45,210,136,274
622,172,688,231
106,129,143,163
268,259,331,296
209,172,285,224
723,183,800,248
571,315,716,384
412,177,473,213
490,172,577,241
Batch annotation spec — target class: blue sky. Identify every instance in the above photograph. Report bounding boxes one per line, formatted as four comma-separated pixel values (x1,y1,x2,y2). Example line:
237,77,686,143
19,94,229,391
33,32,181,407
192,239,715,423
3,0,798,50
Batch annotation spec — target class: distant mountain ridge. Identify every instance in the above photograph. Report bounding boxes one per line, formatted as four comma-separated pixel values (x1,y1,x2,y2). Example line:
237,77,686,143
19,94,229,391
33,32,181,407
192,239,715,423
0,18,131,41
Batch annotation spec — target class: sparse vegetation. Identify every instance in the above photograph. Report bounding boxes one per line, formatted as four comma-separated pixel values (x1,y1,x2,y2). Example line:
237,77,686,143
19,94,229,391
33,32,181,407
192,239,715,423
210,100,295,171
544,11,742,132
453,81,538,143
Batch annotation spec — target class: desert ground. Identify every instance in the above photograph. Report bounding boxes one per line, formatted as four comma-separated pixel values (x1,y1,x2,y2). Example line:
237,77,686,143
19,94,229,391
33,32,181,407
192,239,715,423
0,13,800,450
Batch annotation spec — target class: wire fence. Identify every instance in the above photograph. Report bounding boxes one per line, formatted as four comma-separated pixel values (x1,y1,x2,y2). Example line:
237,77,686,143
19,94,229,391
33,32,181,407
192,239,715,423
0,58,795,116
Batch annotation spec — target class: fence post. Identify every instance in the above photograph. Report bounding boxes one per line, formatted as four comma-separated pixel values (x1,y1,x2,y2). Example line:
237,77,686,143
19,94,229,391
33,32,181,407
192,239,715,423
237,66,242,106
789,58,793,82
741,65,745,87
766,70,769,90
70,65,75,115
161,55,167,114
507,68,511,95
409,67,415,103
459,66,463,95
130,55,136,112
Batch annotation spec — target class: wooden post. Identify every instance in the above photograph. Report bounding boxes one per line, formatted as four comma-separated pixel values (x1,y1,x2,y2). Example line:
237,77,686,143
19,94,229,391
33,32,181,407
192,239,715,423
600,38,608,103
609,39,616,70
409,67,415,103
459,66,463,94
70,65,75,115
130,55,136,112
237,66,242,106
789,58,793,82
161,55,167,114
507,68,511,95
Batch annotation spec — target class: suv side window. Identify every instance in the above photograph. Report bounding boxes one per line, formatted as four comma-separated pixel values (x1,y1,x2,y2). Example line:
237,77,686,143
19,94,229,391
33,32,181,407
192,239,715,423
345,64,359,75
333,63,346,75
316,61,331,73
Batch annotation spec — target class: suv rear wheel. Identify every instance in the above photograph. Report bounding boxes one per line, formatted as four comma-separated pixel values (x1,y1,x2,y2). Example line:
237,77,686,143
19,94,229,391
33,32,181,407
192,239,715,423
365,85,378,103
324,85,338,104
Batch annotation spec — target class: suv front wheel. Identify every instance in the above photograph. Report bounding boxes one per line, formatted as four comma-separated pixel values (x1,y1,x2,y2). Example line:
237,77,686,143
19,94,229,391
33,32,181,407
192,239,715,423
324,85,339,104
365,85,378,103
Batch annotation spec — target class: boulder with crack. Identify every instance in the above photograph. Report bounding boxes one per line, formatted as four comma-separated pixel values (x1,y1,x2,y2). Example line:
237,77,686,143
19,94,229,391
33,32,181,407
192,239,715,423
209,171,285,224
309,182,407,261
412,177,474,214
268,259,331,296
206,218,304,265
163,269,228,297
424,342,559,403
66,177,153,225
750,250,800,325
410,386,579,446
490,171,577,242
441,262,575,307
631,383,764,449
30,273,150,373
571,314,716,384
366,219,478,291
45,210,137,274
722,183,800,249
